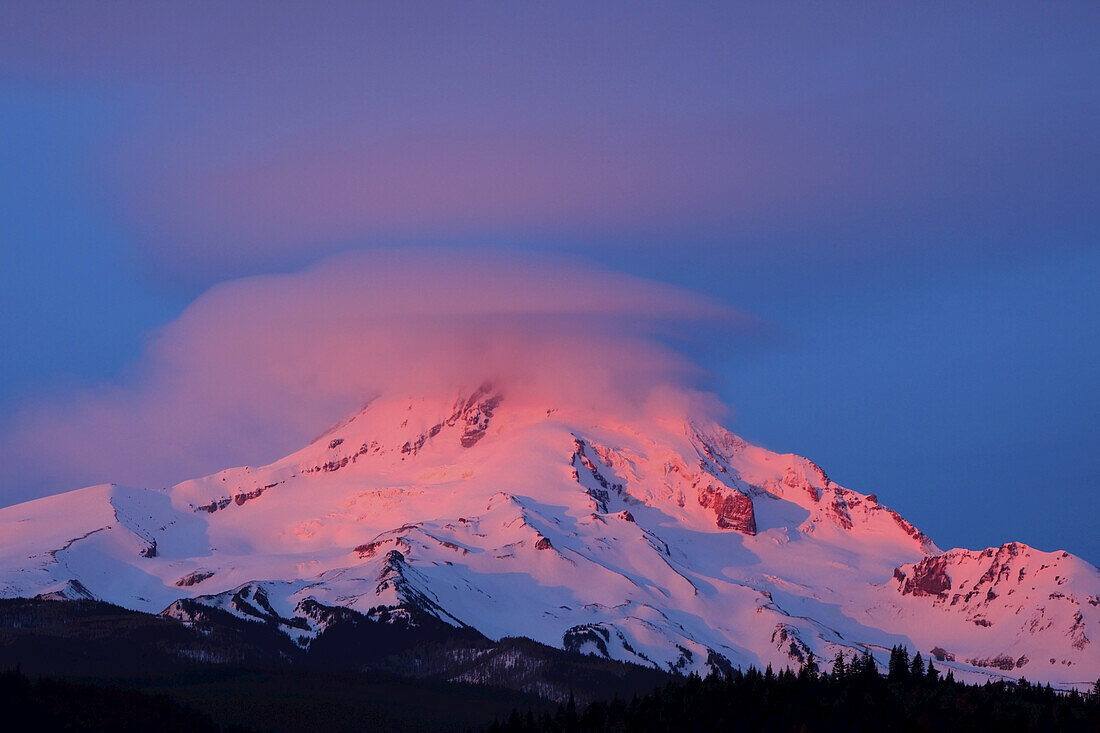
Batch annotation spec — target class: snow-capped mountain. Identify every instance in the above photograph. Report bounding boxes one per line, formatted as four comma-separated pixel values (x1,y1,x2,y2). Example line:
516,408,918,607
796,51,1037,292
1,384,1096,688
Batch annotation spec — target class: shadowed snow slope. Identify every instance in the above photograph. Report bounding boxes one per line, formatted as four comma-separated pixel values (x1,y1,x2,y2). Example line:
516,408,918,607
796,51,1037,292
1,384,1096,689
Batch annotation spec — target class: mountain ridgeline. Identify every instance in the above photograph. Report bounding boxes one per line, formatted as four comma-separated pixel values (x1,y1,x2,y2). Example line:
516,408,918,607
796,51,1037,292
1,384,1097,693
491,650,1100,732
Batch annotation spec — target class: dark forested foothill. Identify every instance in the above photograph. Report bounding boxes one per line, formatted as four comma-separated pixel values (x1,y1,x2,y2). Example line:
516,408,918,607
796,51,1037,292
491,649,1100,733
0,667,244,732
0,597,667,704
0,598,658,730
3,600,1098,732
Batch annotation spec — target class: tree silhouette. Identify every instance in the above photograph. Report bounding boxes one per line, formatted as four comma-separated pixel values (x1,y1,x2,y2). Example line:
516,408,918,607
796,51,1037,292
492,644,1100,733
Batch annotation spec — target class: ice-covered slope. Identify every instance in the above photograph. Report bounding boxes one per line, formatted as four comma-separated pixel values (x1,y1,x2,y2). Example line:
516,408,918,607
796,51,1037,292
1,385,1096,688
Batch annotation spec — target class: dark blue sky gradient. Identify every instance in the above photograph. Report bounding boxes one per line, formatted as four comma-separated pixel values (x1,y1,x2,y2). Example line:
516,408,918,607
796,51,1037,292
1,2,1097,560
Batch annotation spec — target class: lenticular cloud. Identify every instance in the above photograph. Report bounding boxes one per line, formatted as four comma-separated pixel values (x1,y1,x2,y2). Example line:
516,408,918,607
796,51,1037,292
0,248,745,503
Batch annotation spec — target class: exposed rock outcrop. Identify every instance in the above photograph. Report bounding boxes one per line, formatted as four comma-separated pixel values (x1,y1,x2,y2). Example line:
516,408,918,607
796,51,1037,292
697,483,756,535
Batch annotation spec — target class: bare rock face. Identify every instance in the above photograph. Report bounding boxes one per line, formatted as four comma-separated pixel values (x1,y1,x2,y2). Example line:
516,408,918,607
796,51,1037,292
781,463,826,503
885,508,936,551
399,383,504,455
771,623,811,664
894,555,952,598
891,542,1097,670
570,437,624,512
5,387,1097,688
139,539,158,558
175,570,215,587
458,387,502,448
697,484,756,535
827,492,854,530
968,653,1020,671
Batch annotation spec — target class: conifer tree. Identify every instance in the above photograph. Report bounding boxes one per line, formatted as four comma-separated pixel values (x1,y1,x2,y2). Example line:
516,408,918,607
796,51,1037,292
799,651,819,680
910,651,924,678
860,649,878,679
888,645,910,681
831,651,847,680
925,657,938,682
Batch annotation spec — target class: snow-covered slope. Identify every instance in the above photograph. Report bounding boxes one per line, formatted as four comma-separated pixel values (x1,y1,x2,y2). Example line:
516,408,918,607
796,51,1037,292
1,385,1096,688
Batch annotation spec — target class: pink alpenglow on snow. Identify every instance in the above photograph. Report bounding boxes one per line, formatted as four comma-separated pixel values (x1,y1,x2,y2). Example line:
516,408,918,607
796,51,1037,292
1,380,1096,690
0,248,1095,692
0,249,746,496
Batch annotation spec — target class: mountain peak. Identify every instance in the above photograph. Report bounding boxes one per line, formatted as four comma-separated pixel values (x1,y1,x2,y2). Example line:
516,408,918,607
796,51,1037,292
0,389,1095,689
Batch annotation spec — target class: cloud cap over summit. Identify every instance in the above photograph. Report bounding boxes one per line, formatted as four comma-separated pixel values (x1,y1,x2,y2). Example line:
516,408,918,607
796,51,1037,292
0,248,748,500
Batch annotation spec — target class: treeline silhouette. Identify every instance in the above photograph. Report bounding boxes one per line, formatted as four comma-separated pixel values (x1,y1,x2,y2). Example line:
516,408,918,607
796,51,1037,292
1,664,551,732
492,647,1100,732
0,667,246,732
0,597,667,706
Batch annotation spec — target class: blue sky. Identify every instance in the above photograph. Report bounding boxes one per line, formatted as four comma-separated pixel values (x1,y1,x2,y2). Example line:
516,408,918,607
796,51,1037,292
1,2,1097,561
